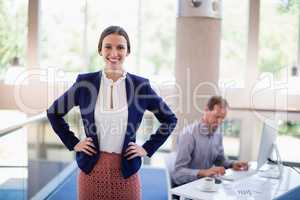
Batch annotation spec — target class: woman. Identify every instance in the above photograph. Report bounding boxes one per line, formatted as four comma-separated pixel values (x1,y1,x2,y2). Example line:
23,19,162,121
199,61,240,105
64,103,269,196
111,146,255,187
47,26,177,200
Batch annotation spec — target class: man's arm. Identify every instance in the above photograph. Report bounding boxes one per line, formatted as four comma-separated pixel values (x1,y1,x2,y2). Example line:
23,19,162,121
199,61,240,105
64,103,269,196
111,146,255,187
214,134,249,170
214,133,234,169
172,127,199,185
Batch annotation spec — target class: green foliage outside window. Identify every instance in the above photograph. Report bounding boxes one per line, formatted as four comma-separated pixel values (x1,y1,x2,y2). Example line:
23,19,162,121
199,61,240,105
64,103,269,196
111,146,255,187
222,119,241,138
139,0,175,77
278,120,300,138
259,0,299,77
278,0,299,14
0,0,27,75
219,0,248,86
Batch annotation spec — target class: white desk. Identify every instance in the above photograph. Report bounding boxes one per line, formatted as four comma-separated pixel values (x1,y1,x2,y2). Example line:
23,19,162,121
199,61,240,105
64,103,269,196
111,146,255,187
170,165,300,200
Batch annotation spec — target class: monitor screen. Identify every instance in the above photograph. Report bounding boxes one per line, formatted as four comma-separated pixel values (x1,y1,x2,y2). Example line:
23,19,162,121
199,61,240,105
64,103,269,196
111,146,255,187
256,122,278,170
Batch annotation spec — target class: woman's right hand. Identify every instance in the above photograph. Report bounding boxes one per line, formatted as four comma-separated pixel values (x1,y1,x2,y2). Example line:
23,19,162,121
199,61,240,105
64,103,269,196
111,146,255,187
74,137,97,156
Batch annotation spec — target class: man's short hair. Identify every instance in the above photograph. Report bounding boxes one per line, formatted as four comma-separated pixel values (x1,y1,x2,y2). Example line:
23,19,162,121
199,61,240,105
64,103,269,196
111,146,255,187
207,96,228,111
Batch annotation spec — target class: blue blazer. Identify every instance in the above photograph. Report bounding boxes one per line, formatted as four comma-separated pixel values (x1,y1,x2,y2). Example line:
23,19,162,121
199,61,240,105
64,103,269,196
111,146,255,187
47,71,177,178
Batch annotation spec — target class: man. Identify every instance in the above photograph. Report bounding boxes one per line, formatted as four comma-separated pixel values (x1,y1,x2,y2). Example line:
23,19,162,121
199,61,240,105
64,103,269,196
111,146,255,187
171,96,248,186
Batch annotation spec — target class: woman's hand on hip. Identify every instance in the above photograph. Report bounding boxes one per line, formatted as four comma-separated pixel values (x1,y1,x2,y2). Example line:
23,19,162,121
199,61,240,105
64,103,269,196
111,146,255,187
74,137,97,156
125,142,147,160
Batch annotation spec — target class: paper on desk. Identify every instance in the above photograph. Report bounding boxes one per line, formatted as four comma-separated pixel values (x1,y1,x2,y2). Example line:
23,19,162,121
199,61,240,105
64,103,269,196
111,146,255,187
223,177,276,200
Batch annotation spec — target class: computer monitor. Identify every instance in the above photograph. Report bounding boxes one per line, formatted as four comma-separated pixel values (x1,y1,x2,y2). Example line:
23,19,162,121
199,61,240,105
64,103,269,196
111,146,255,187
256,122,277,170
256,122,282,178
220,122,282,181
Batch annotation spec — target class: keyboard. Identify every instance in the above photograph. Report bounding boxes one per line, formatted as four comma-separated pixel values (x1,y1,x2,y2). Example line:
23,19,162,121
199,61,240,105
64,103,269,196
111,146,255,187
220,169,257,181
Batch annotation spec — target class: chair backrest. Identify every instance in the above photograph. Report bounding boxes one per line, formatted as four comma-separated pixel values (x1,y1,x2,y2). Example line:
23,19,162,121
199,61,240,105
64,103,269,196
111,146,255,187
140,166,171,200
274,185,300,200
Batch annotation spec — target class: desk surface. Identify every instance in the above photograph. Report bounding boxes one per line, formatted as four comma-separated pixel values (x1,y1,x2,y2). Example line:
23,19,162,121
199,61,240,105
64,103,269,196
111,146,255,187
170,165,300,200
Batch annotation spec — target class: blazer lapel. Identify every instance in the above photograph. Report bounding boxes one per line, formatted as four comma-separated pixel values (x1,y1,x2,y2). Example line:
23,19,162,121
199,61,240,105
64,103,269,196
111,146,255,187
86,71,101,150
123,73,135,153
89,71,102,126
90,71,101,125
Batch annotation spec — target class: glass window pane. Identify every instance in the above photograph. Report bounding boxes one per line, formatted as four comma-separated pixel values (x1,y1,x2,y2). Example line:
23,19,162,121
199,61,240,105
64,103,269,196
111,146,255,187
277,120,300,163
219,0,248,88
0,110,27,166
87,0,176,83
139,0,176,82
87,0,139,73
40,0,85,72
222,119,241,158
259,0,299,79
0,0,28,78
28,109,83,198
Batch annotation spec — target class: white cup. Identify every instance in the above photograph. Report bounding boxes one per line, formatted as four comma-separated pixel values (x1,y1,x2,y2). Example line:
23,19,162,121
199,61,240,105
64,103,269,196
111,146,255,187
202,177,215,191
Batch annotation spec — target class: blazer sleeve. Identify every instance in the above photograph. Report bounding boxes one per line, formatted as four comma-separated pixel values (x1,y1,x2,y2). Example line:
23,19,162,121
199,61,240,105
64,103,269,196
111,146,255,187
46,75,81,151
142,80,177,157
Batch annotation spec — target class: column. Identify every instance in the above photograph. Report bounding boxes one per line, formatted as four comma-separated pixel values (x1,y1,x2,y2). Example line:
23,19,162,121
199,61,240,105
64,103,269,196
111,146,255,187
175,0,222,132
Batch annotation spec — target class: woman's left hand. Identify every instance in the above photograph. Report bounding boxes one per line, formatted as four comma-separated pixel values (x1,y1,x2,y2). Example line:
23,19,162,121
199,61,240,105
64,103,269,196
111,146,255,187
125,142,147,160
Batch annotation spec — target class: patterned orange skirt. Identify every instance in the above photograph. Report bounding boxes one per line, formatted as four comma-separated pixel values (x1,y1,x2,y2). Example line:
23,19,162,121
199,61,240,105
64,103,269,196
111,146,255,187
77,151,141,200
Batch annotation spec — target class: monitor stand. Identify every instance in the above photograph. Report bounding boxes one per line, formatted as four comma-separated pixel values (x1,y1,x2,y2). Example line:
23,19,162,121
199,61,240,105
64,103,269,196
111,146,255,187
258,143,283,179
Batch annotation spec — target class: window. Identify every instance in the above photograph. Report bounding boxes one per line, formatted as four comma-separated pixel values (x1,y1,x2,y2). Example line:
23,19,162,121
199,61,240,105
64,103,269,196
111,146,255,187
222,119,241,158
87,0,176,83
138,0,176,83
39,0,176,82
86,0,139,72
0,0,28,78
219,0,248,88
40,0,85,72
277,120,300,163
259,0,299,80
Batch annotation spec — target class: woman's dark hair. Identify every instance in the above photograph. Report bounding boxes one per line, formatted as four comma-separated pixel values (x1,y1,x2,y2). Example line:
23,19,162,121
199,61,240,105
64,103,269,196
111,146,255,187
207,96,229,111
98,26,131,54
